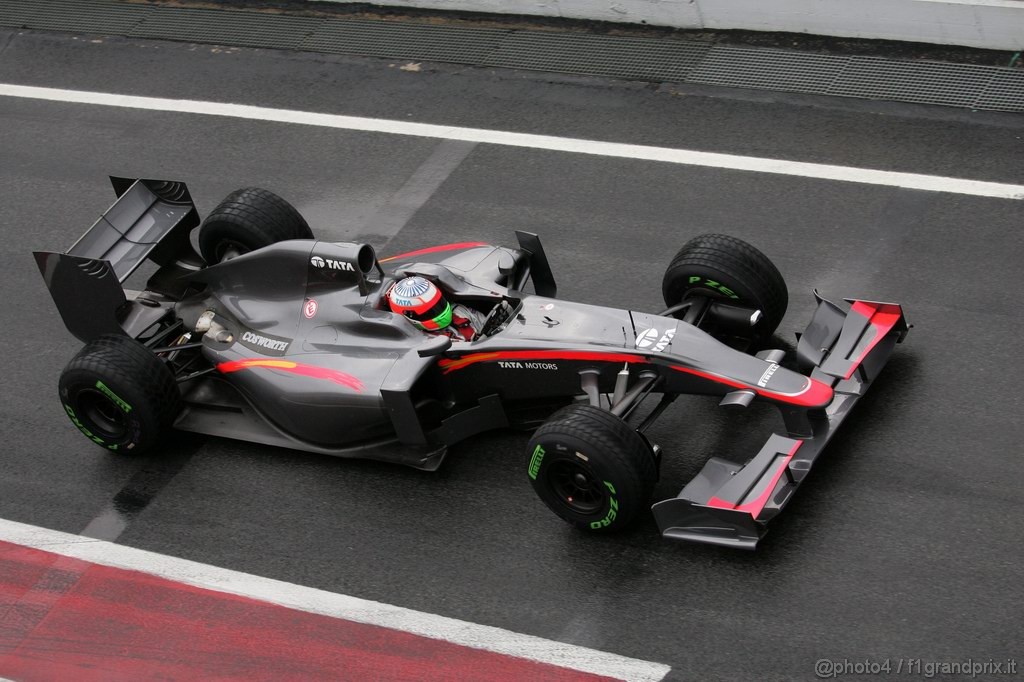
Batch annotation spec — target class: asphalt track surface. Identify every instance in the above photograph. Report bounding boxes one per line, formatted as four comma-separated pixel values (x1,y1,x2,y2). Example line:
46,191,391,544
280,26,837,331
1,26,1023,681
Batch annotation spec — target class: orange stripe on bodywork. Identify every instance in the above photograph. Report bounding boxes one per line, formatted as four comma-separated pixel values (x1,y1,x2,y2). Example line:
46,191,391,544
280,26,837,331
220,359,297,371
218,359,364,391
437,352,502,373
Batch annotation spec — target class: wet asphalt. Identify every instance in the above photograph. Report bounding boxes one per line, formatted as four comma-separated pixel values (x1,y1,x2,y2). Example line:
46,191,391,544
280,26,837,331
1,27,1022,681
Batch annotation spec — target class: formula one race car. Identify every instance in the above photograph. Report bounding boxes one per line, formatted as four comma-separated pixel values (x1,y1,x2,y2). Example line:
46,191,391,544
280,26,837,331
35,178,909,549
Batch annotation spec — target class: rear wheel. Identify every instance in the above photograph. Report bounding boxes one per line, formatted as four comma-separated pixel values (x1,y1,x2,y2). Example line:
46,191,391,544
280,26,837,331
527,405,656,532
59,334,181,454
199,187,313,264
662,233,788,341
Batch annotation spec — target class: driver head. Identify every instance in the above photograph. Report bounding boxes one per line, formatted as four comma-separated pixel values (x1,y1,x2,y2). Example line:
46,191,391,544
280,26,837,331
387,276,453,331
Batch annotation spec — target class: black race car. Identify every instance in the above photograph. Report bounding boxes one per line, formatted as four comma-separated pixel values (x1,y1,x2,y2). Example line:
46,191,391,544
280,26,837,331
35,178,909,549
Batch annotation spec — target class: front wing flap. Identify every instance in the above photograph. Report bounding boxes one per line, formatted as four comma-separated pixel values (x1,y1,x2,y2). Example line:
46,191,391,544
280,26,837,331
652,293,910,549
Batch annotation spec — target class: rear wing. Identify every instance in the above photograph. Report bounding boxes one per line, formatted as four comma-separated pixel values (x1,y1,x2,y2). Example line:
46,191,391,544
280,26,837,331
33,177,199,342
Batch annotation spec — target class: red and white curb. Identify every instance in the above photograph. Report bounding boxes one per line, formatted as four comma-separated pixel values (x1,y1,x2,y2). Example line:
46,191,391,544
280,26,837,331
0,518,670,681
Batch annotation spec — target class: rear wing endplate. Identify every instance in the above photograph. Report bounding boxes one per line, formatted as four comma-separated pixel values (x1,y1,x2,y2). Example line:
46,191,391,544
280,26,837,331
33,177,199,342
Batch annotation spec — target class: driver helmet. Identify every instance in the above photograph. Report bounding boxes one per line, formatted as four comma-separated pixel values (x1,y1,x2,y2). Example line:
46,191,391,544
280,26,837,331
387,276,453,331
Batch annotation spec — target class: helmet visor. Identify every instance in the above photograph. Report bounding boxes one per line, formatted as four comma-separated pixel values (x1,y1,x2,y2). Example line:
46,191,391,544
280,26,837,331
407,299,452,330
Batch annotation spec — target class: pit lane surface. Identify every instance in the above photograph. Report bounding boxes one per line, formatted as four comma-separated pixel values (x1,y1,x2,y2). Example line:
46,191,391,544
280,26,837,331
1,27,1023,681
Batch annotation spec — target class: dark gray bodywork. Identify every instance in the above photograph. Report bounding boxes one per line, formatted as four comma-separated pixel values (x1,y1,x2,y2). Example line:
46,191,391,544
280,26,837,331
35,178,909,548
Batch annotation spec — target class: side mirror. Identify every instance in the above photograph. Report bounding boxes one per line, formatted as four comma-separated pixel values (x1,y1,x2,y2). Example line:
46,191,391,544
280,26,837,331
417,335,452,357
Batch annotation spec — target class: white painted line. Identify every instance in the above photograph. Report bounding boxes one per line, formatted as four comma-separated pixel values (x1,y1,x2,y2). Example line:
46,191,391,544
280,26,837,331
0,518,670,682
1,83,1022,200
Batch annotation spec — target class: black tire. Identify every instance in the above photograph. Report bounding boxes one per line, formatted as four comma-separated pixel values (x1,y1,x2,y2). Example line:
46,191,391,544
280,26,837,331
527,404,656,532
58,334,181,454
198,187,313,264
662,233,788,339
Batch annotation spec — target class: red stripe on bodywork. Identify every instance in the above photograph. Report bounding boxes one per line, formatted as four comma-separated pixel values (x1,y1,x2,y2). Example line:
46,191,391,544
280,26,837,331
845,300,904,379
218,359,364,391
440,352,833,407
438,350,649,374
706,440,804,517
380,242,490,263
669,366,833,407
0,540,616,682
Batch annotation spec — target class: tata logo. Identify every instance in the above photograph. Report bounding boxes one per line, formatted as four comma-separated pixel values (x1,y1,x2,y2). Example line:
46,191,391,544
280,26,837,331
636,327,676,352
310,255,354,271
498,361,558,370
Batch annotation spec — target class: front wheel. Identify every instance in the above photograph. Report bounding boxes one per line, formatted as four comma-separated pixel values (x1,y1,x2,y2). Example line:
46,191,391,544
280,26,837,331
198,187,313,264
58,334,182,454
526,405,657,532
662,233,788,341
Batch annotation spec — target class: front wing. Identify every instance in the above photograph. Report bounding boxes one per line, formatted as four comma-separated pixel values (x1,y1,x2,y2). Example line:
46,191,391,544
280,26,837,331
651,292,910,549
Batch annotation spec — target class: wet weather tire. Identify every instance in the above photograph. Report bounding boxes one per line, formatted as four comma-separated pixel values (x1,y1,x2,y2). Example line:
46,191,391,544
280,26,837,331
662,233,788,340
527,404,656,532
58,334,181,454
199,187,313,264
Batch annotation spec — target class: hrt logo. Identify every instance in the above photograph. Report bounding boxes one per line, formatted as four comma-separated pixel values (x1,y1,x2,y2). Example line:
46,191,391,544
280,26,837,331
303,299,318,319
636,327,676,352
310,255,354,271
635,328,659,349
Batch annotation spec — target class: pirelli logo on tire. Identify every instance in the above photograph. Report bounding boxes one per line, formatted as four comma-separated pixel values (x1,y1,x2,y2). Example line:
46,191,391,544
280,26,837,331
528,445,545,480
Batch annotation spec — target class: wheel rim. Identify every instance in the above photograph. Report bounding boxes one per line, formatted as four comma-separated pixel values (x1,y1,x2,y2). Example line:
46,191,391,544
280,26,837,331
78,389,128,440
214,239,250,263
547,459,605,514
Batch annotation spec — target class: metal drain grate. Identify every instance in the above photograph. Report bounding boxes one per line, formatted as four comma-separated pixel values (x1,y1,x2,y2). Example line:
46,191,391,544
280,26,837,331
0,0,150,34
0,0,1021,113
301,19,507,63
830,58,1001,108
129,8,319,50
976,70,1024,110
688,47,851,94
483,32,711,82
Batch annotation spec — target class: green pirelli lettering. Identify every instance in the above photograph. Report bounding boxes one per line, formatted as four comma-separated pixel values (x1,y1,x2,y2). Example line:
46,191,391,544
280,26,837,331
589,482,620,530
95,381,132,413
64,404,105,446
704,279,740,299
528,445,545,480
689,276,741,299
